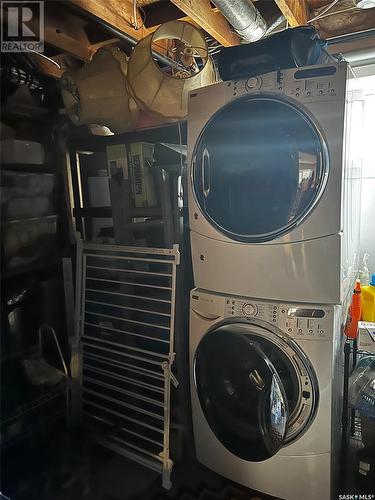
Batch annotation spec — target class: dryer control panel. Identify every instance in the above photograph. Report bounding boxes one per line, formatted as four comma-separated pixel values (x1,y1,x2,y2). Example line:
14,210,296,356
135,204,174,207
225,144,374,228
226,63,347,104
223,296,334,341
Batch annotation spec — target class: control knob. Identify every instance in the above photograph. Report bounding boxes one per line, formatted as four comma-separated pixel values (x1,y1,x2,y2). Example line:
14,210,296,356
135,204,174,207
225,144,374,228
246,77,261,91
242,303,257,316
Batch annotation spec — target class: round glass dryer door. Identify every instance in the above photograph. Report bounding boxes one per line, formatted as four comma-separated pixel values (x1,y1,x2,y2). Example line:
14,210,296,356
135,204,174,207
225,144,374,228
192,96,328,242
194,322,318,461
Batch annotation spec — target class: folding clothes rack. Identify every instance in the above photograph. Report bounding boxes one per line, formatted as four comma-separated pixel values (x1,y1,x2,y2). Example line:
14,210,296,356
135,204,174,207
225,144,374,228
71,240,180,489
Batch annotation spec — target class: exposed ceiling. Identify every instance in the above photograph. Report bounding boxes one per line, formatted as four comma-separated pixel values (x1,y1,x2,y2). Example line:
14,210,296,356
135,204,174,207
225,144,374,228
3,0,375,78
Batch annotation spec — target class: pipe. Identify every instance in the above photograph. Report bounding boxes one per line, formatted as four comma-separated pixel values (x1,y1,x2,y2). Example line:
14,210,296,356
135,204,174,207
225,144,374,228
328,28,375,44
212,0,267,42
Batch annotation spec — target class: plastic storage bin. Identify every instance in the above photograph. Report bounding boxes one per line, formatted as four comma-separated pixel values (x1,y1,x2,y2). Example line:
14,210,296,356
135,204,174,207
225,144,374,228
0,140,44,165
1,171,55,196
4,215,58,270
1,171,55,220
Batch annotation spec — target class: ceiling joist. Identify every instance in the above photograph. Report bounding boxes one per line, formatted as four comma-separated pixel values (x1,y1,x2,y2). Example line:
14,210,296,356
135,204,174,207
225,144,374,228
312,0,375,38
25,4,92,61
70,0,156,43
3,0,374,81
274,0,309,26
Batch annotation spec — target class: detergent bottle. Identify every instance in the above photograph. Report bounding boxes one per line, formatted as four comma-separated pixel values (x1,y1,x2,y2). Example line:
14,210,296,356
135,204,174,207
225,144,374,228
362,274,375,322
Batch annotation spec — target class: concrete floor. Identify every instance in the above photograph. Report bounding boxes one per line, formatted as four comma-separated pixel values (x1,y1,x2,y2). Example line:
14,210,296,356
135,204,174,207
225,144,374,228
2,425,273,500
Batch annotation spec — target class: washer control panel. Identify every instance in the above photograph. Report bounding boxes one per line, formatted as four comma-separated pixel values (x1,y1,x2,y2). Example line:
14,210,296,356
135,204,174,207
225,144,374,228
224,297,333,340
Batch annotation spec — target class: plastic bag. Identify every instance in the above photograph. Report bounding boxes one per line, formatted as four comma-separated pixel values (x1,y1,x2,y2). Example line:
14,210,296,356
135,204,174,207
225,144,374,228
218,26,334,81
349,356,375,420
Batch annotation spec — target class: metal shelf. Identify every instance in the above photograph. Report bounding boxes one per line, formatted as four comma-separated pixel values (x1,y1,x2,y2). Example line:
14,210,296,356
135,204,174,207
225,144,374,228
3,383,65,425
1,382,66,448
1,256,61,280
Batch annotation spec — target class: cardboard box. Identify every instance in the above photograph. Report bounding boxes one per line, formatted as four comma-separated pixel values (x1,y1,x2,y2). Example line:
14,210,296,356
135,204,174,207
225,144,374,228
129,142,157,208
358,321,375,353
106,144,129,180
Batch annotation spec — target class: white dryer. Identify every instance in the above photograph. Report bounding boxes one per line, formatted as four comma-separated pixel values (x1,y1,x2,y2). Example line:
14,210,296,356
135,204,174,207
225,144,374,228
188,62,361,304
190,288,344,500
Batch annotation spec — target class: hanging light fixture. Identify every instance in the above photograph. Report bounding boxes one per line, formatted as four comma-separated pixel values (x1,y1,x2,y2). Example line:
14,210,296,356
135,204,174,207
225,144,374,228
354,0,375,7
127,20,216,121
61,47,139,134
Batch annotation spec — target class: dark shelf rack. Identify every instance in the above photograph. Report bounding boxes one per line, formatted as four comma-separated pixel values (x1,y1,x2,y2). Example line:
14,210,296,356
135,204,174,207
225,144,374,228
341,338,375,493
1,256,62,280
1,373,67,446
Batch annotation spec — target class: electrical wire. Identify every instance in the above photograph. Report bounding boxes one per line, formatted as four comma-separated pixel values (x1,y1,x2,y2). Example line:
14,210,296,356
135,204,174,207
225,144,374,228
133,0,138,30
30,50,61,69
309,6,358,21
177,121,183,174
308,0,341,23
177,121,184,211
132,0,145,31
348,62,358,80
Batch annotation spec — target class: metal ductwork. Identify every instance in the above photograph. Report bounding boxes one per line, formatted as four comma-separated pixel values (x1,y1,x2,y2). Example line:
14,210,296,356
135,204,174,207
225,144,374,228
212,0,267,42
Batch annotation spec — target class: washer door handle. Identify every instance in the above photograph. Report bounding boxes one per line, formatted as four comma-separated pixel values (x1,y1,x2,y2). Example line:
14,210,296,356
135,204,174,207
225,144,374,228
202,147,211,198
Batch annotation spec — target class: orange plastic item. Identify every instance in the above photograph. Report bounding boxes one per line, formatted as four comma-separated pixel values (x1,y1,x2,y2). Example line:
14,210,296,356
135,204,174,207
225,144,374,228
345,280,362,339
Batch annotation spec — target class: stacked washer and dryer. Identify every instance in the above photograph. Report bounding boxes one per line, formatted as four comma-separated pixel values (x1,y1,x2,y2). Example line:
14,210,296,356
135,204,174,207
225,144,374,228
187,62,362,500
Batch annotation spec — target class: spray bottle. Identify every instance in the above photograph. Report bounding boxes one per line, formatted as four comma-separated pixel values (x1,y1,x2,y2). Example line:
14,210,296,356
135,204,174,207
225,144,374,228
359,253,370,286
345,280,362,339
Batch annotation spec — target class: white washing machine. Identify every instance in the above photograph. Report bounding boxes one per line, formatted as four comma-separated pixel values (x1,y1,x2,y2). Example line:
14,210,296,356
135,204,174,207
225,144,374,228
190,289,345,500
188,62,362,304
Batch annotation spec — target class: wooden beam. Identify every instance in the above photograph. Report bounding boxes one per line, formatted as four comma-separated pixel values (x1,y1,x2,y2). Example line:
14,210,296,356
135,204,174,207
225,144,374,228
274,0,309,26
314,6,375,38
307,0,333,8
142,2,191,28
24,3,92,61
170,0,241,47
70,0,156,42
89,38,120,58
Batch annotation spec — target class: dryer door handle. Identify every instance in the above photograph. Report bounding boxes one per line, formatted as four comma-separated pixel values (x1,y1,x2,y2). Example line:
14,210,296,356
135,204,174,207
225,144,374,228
202,148,211,198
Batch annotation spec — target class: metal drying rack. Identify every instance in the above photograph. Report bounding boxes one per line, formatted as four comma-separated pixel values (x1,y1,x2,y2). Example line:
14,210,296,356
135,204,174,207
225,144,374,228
71,240,180,489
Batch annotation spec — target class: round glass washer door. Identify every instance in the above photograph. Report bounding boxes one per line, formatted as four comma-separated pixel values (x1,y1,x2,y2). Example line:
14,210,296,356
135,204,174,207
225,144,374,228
192,96,328,242
194,321,318,462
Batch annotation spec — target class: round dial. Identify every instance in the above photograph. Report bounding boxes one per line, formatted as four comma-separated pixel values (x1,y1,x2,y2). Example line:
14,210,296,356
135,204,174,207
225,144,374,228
246,77,261,90
242,303,257,316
